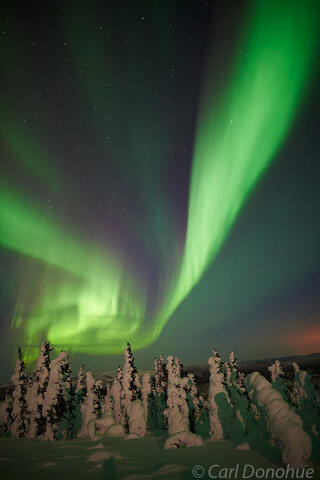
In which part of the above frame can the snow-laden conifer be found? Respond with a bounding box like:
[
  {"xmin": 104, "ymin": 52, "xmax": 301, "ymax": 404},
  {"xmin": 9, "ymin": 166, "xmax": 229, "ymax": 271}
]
[
  {"xmin": 0, "ymin": 390, "xmax": 13, "ymax": 436},
  {"xmin": 165, "ymin": 356, "xmax": 189, "ymax": 435},
  {"xmin": 268, "ymin": 359, "xmax": 290, "ymax": 404},
  {"xmin": 122, "ymin": 343, "xmax": 139, "ymax": 413},
  {"xmin": 27, "ymin": 341, "xmax": 52, "ymax": 438},
  {"xmin": 149, "ymin": 355, "xmax": 167, "ymax": 430},
  {"xmin": 110, "ymin": 367, "xmax": 123, "ymax": 424},
  {"xmin": 208, "ymin": 349, "xmax": 232, "ymax": 441},
  {"xmin": 42, "ymin": 350, "xmax": 72, "ymax": 440},
  {"xmin": 153, "ymin": 355, "xmax": 167, "ymax": 396},
  {"xmin": 292, "ymin": 362, "xmax": 320, "ymax": 437},
  {"xmin": 102, "ymin": 382, "xmax": 113, "ymax": 414},
  {"xmin": 10, "ymin": 347, "xmax": 29, "ymax": 438},
  {"xmin": 127, "ymin": 399, "xmax": 147, "ymax": 438},
  {"xmin": 185, "ymin": 373, "xmax": 201, "ymax": 430},
  {"xmin": 76, "ymin": 364, "xmax": 86, "ymax": 399},
  {"xmin": 164, "ymin": 356, "xmax": 203, "ymax": 448},
  {"xmin": 224, "ymin": 352, "xmax": 249, "ymax": 443},
  {"xmin": 77, "ymin": 371, "xmax": 101, "ymax": 438},
  {"xmin": 141, "ymin": 372, "xmax": 151, "ymax": 420},
  {"xmin": 246, "ymin": 371, "xmax": 312, "ymax": 467}
]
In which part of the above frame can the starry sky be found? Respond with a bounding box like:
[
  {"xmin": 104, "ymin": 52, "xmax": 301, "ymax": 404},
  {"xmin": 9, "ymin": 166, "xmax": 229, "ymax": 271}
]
[{"xmin": 0, "ymin": 0, "xmax": 320, "ymax": 380}]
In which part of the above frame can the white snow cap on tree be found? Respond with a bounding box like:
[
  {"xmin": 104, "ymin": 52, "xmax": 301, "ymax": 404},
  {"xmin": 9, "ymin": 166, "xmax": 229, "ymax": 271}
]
[
  {"xmin": 10, "ymin": 347, "xmax": 29, "ymax": 438},
  {"xmin": 246, "ymin": 371, "xmax": 312, "ymax": 467}
]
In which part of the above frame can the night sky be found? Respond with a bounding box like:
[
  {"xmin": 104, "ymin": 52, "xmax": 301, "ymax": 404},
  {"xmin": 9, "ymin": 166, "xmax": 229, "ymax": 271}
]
[{"xmin": 1, "ymin": 0, "xmax": 320, "ymax": 381}]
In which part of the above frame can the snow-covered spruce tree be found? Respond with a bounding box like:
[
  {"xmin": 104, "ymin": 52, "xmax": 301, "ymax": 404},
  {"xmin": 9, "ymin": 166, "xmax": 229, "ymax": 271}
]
[
  {"xmin": 292, "ymin": 362, "xmax": 320, "ymax": 438},
  {"xmin": 246, "ymin": 371, "xmax": 312, "ymax": 467},
  {"xmin": 95, "ymin": 382, "xmax": 116, "ymax": 435},
  {"xmin": 0, "ymin": 400, "xmax": 8, "ymax": 435},
  {"xmin": 126, "ymin": 399, "xmax": 147, "ymax": 438},
  {"xmin": 0, "ymin": 390, "xmax": 13, "ymax": 436},
  {"xmin": 122, "ymin": 343, "xmax": 139, "ymax": 414},
  {"xmin": 268, "ymin": 359, "xmax": 283, "ymax": 384},
  {"xmin": 185, "ymin": 373, "xmax": 201, "ymax": 432},
  {"xmin": 10, "ymin": 347, "xmax": 29, "ymax": 438},
  {"xmin": 164, "ymin": 356, "xmax": 202, "ymax": 448},
  {"xmin": 42, "ymin": 350, "xmax": 73, "ymax": 440},
  {"xmin": 224, "ymin": 352, "xmax": 249, "ymax": 444},
  {"xmin": 165, "ymin": 356, "xmax": 188, "ymax": 435},
  {"xmin": 110, "ymin": 367, "xmax": 125, "ymax": 425},
  {"xmin": 268, "ymin": 359, "xmax": 290, "ymax": 404},
  {"xmin": 95, "ymin": 380, "xmax": 103, "ymax": 418},
  {"xmin": 141, "ymin": 372, "xmax": 151, "ymax": 420},
  {"xmin": 208, "ymin": 349, "xmax": 233, "ymax": 441},
  {"xmin": 101, "ymin": 382, "xmax": 113, "ymax": 414},
  {"xmin": 76, "ymin": 364, "xmax": 87, "ymax": 401},
  {"xmin": 78, "ymin": 371, "xmax": 101, "ymax": 439},
  {"xmin": 154, "ymin": 355, "xmax": 167, "ymax": 396},
  {"xmin": 115, "ymin": 343, "xmax": 146, "ymax": 438},
  {"xmin": 102, "ymin": 368, "xmax": 126, "ymax": 437},
  {"xmin": 61, "ymin": 356, "xmax": 77, "ymax": 439},
  {"xmin": 73, "ymin": 364, "xmax": 87, "ymax": 436},
  {"xmin": 27, "ymin": 341, "xmax": 53, "ymax": 438},
  {"xmin": 148, "ymin": 356, "xmax": 167, "ymax": 430}
]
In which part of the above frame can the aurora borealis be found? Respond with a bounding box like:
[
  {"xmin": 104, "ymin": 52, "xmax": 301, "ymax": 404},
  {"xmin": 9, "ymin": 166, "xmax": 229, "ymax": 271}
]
[{"xmin": 1, "ymin": 0, "xmax": 320, "ymax": 377}]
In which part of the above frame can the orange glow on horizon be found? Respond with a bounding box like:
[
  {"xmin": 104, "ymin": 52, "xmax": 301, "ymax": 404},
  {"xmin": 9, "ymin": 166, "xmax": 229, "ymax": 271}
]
[{"xmin": 285, "ymin": 323, "xmax": 320, "ymax": 355}]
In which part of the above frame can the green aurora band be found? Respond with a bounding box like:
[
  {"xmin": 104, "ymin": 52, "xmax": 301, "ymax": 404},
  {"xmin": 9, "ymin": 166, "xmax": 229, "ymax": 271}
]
[
  {"xmin": 154, "ymin": 0, "xmax": 320, "ymax": 338},
  {"xmin": 0, "ymin": 189, "xmax": 147, "ymax": 358},
  {"xmin": 1, "ymin": 0, "xmax": 319, "ymax": 359}
]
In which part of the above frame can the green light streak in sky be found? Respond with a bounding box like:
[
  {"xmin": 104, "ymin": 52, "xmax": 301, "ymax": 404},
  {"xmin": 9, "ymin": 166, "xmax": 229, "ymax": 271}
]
[
  {"xmin": 154, "ymin": 0, "xmax": 319, "ymax": 337},
  {"xmin": 0, "ymin": 114, "xmax": 62, "ymax": 191},
  {"xmin": 0, "ymin": 188, "xmax": 147, "ymax": 359}
]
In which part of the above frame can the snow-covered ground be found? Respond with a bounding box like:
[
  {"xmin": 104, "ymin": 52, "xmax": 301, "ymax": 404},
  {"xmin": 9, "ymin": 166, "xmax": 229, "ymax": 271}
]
[
  {"xmin": 2, "ymin": 345, "xmax": 320, "ymax": 479},
  {"xmin": 3, "ymin": 432, "xmax": 319, "ymax": 480}
]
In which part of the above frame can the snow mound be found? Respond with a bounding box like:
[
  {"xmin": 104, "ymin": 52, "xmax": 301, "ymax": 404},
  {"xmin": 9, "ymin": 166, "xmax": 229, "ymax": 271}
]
[
  {"xmin": 236, "ymin": 442, "xmax": 250, "ymax": 450},
  {"xmin": 95, "ymin": 411, "xmax": 115, "ymax": 435},
  {"xmin": 88, "ymin": 450, "xmax": 122, "ymax": 462},
  {"xmin": 164, "ymin": 431, "xmax": 203, "ymax": 449},
  {"xmin": 122, "ymin": 463, "xmax": 186, "ymax": 479},
  {"xmin": 124, "ymin": 433, "xmax": 141, "ymax": 440},
  {"xmin": 40, "ymin": 461, "xmax": 56, "ymax": 467},
  {"xmin": 86, "ymin": 442, "xmax": 104, "ymax": 450},
  {"xmin": 106, "ymin": 423, "xmax": 126, "ymax": 437}
]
